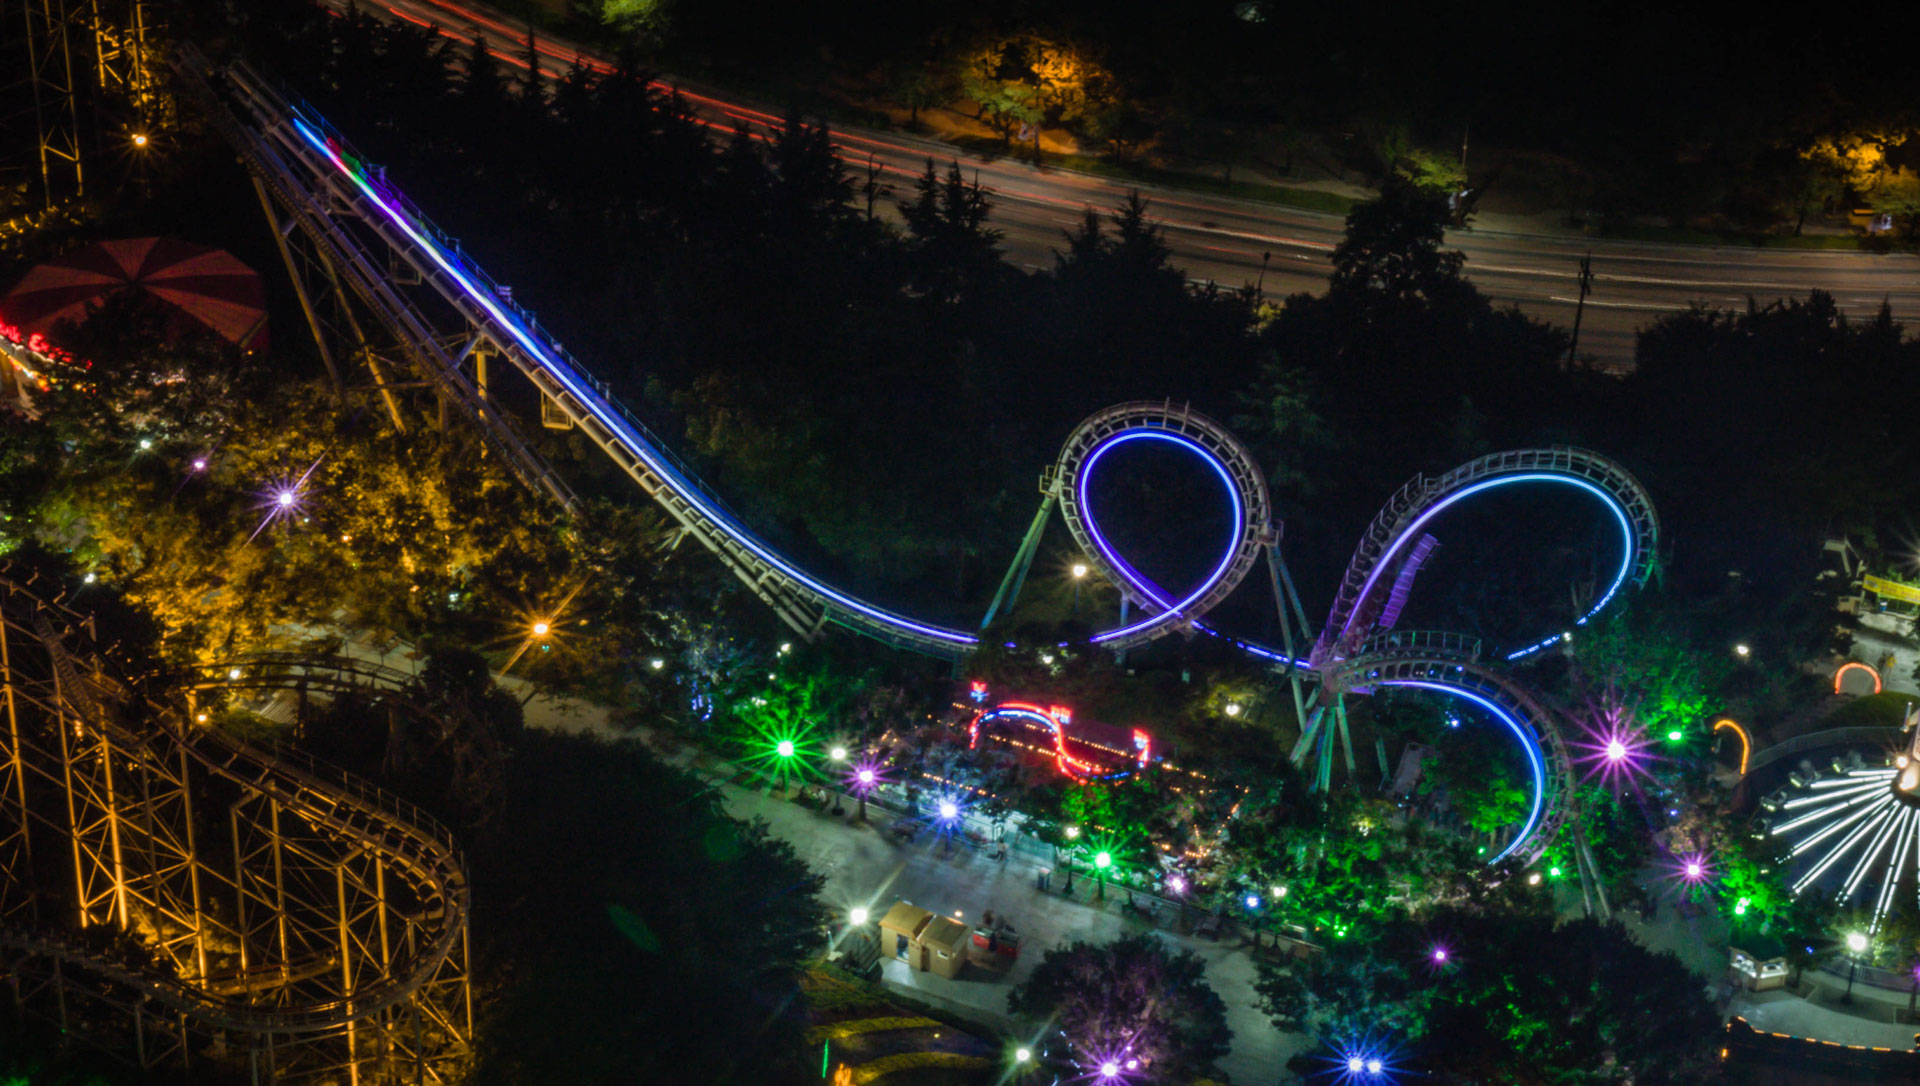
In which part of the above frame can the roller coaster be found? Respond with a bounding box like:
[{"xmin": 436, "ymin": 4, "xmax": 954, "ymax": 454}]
[
  {"xmin": 157, "ymin": 48, "xmax": 1660, "ymax": 872},
  {"xmin": 0, "ymin": 22, "xmax": 1665, "ymax": 1086},
  {"xmin": 0, "ymin": 568, "xmax": 472, "ymax": 1082}
]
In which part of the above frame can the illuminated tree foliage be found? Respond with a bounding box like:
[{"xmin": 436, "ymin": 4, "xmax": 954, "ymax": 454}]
[
  {"xmin": 1007, "ymin": 933, "xmax": 1231, "ymax": 1080},
  {"xmin": 1261, "ymin": 908, "xmax": 1721, "ymax": 1086}
]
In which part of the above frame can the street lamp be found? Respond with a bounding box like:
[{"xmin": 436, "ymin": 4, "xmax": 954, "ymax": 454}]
[
  {"xmin": 850, "ymin": 906, "xmax": 869, "ymax": 926},
  {"xmin": 830, "ymin": 746, "xmax": 848, "ymax": 762},
  {"xmin": 500, "ymin": 617, "xmax": 555, "ymax": 676},
  {"xmin": 1094, "ymin": 849, "xmax": 1112, "ymax": 901},
  {"xmin": 1845, "ymin": 931, "xmax": 1869, "ymax": 1002},
  {"xmin": 848, "ymin": 758, "xmax": 884, "ymax": 823},
  {"xmin": 1070, "ymin": 562, "xmax": 1088, "ymax": 615}
]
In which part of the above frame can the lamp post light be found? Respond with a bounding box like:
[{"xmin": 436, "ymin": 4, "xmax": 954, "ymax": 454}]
[
  {"xmin": 1070, "ymin": 562, "xmax": 1089, "ymax": 616},
  {"xmin": 1845, "ymin": 931, "xmax": 1869, "ymax": 1002},
  {"xmin": 1062, "ymin": 826, "xmax": 1081, "ymax": 893},
  {"xmin": 500, "ymin": 616, "xmax": 555, "ymax": 676},
  {"xmin": 1094, "ymin": 849, "xmax": 1112, "ymax": 901},
  {"xmin": 827, "ymin": 746, "xmax": 849, "ymax": 812},
  {"xmin": 848, "ymin": 761, "xmax": 883, "ymax": 823}
]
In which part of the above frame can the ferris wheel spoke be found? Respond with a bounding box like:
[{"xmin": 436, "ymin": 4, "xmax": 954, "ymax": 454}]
[
  {"xmin": 1794, "ymin": 794, "xmax": 1897, "ymax": 892},
  {"xmin": 1783, "ymin": 776, "xmax": 1893, "ymax": 810},
  {"xmin": 1841, "ymin": 805, "xmax": 1908, "ymax": 902},
  {"xmin": 1867, "ymin": 809, "xmax": 1918, "ymax": 928},
  {"xmin": 1776, "ymin": 787, "xmax": 1892, "ymax": 842}
]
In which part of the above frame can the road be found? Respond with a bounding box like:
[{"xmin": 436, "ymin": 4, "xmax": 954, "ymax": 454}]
[{"xmin": 320, "ymin": 0, "xmax": 1920, "ymax": 372}]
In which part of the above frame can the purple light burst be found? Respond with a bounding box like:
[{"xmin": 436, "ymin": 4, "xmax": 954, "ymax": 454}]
[
  {"xmin": 1570, "ymin": 706, "xmax": 1653, "ymax": 789},
  {"xmin": 1075, "ymin": 1042, "xmax": 1139, "ymax": 1083},
  {"xmin": 1669, "ymin": 850, "xmax": 1716, "ymax": 887},
  {"xmin": 846, "ymin": 756, "xmax": 888, "ymax": 796},
  {"xmin": 247, "ymin": 457, "xmax": 325, "ymax": 543}
]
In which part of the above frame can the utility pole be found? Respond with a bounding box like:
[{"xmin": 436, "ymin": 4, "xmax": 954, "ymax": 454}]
[{"xmin": 1566, "ymin": 251, "xmax": 1594, "ymax": 369}]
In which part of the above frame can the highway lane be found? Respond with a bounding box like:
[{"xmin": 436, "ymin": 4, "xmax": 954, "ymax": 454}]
[{"xmin": 333, "ymin": 0, "xmax": 1920, "ymax": 370}]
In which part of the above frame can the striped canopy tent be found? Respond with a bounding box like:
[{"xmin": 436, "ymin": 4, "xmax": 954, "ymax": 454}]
[{"xmin": 0, "ymin": 237, "xmax": 267, "ymax": 351}]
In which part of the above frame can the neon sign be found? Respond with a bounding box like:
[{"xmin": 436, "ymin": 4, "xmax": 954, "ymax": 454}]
[
  {"xmin": 1833, "ymin": 661, "xmax": 1882, "ymax": 695},
  {"xmin": 968, "ymin": 700, "xmax": 1151, "ymax": 783}
]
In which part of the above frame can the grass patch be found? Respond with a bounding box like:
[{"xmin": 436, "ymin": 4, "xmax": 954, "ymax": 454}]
[
  {"xmin": 802, "ymin": 966, "xmax": 892, "ymax": 1017},
  {"xmin": 807, "ymin": 1016, "xmax": 942, "ymax": 1043},
  {"xmin": 854, "ymin": 1051, "xmax": 995, "ymax": 1085},
  {"xmin": 943, "ymin": 135, "xmax": 1357, "ymax": 215},
  {"xmin": 1586, "ymin": 221, "xmax": 1868, "ymax": 250},
  {"xmin": 1819, "ymin": 690, "xmax": 1920, "ymax": 729}
]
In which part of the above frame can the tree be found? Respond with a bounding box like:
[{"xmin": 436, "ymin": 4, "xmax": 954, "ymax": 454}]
[
  {"xmin": 897, "ymin": 158, "xmax": 1004, "ymax": 302},
  {"xmin": 474, "ymin": 733, "xmax": 828, "ymax": 1084},
  {"xmin": 1251, "ymin": 174, "xmax": 1570, "ymax": 504},
  {"xmin": 599, "ymin": 0, "xmax": 671, "ymax": 48},
  {"xmin": 886, "ymin": 63, "xmax": 944, "ymax": 126},
  {"xmin": 1007, "ymin": 933, "xmax": 1231, "ymax": 1079},
  {"xmin": 1326, "ymin": 176, "xmax": 1468, "ymax": 305},
  {"xmin": 1262, "ymin": 908, "xmax": 1721, "ymax": 1085}
]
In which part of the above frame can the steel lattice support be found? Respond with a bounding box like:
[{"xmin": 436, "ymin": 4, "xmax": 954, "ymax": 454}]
[
  {"xmin": 0, "ymin": 572, "xmax": 473, "ymax": 1083},
  {"xmin": 5, "ymin": 0, "xmax": 87, "ymax": 206}
]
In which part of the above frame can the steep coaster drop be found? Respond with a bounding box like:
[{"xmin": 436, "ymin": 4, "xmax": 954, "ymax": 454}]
[{"xmin": 174, "ymin": 50, "xmax": 1660, "ymax": 865}]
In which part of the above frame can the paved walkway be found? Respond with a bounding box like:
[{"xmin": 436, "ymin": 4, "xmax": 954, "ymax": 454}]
[
  {"xmin": 715, "ymin": 782, "xmax": 1303, "ymax": 1084},
  {"xmin": 1731, "ymin": 973, "xmax": 1920, "ymax": 1051},
  {"xmin": 304, "ymin": 626, "xmax": 1919, "ymax": 1069}
]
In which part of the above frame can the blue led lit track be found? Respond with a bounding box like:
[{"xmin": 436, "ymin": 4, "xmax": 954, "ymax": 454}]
[
  {"xmin": 1330, "ymin": 633, "xmax": 1579, "ymax": 864},
  {"xmin": 1312, "ymin": 449, "xmax": 1659, "ymax": 669},
  {"xmin": 1053, "ymin": 403, "xmax": 1272, "ymax": 652}
]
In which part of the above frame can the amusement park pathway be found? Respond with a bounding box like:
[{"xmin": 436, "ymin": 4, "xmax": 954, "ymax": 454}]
[
  {"xmin": 324, "ymin": 631, "xmax": 1918, "ymax": 1067},
  {"xmin": 711, "ymin": 782, "xmax": 1307, "ymax": 1085}
]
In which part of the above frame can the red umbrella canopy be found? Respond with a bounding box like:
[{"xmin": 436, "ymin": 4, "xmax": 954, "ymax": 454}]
[{"xmin": 1, "ymin": 237, "xmax": 267, "ymax": 351}]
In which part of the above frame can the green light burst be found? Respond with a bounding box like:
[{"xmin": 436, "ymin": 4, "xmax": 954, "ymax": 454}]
[{"xmin": 740, "ymin": 718, "xmax": 821, "ymax": 792}]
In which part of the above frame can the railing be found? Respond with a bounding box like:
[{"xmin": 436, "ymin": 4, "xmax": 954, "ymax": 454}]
[
  {"xmin": 1052, "ymin": 401, "xmax": 1274, "ymax": 652},
  {"xmin": 1315, "ymin": 446, "xmax": 1659, "ymax": 665},
  {"xmin": 1747, "ymin": 727, "xmax": 1903, "ymax": 776}
]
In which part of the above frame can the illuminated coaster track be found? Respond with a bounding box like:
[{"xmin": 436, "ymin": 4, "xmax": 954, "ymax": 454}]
[
  {"xmin": 172, "ymin": 49, "xmax": 1660, "ymax": 866},
  {"xmin": 1048, "ymin": 402, "xmax": 1272, "ymax": 651},
  {"xmin": 1327, "ymin": 638, "xmax": 1580, "ymax": 865},
  {"xmin": 1312, "ymin": 447, "xmax": 1660, "ymax": 669},
  {"xmin": 0, "ymin": 570, "xmax": 472, "ymax": 1080}
]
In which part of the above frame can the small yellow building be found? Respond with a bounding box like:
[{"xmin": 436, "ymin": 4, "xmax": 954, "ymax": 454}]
[{"xmin": 875, "ymin": 900, "xmax": 970, "ymax": 979}]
